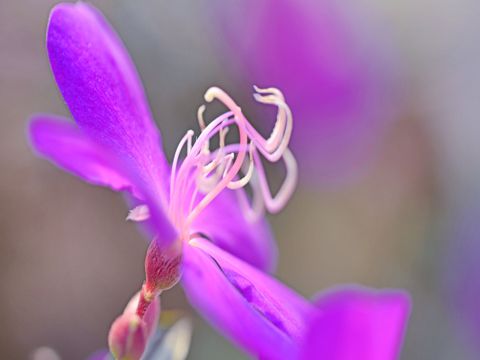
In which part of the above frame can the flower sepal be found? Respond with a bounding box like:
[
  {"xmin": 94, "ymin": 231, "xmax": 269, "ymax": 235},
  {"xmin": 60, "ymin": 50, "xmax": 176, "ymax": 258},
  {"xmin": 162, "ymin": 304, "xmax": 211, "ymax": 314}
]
[{"xmin": 144, "ymin": 239, "xmax": 183, "ymax": 296}]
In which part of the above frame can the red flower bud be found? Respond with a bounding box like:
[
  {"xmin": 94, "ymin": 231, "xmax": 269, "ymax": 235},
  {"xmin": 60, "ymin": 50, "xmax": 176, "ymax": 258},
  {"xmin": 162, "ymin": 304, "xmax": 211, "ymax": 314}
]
[{"xmin": 108, "ymin": 313, "xmax": 147, "ymax": 360}]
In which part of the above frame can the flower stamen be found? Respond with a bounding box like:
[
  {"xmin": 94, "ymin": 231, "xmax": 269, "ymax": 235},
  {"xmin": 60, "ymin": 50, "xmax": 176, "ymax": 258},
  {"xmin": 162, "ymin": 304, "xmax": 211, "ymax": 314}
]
[{"xmin": 168, "ymin": 86, "xmax": 297, "ymax": 236}]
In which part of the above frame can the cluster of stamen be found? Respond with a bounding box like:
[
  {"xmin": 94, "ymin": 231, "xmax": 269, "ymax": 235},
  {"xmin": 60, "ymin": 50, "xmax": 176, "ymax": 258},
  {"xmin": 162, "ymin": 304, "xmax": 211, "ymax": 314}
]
[{"xmin": 167, "ymin": 86, "xmax": 297, "ymax": 239}]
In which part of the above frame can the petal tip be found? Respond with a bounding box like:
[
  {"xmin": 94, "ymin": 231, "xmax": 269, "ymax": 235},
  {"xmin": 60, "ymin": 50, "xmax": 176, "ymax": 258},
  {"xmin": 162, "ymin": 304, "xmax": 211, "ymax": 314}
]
[
  {"xmin": 27, "ymin": 114, "xmax": 66, "ymax": 155},
  {"xmin": 46, "ymin": 1, "xmax": 100, "ymax": 53}
]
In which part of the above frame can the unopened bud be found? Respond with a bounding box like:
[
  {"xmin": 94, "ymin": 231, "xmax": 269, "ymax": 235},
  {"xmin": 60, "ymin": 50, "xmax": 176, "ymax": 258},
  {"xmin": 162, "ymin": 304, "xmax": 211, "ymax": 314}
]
[
  {"xmin": 108, "ymin": 313, "xmax": 147, "ymax": 360},
  {"xmin": 144, "ymin": 240, "xmax": 182, "ymax": 295}
]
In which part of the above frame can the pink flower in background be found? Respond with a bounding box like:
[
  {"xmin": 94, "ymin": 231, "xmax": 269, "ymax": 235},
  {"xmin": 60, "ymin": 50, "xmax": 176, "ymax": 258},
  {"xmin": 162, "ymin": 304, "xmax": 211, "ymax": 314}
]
[
  {"xmin": 208, "ymin": 0, "xmax": 403, "ymax": 185},
  {"xmin": 28, "ymin": 3, "xmax": 411, "ymax": 359}
]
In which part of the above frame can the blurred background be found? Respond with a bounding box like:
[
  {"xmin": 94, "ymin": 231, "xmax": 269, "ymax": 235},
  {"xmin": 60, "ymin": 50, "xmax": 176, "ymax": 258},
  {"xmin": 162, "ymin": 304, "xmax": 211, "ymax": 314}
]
[{"xmin": 1, "ymin": 0, "xmax": 479, "ymax": 358}]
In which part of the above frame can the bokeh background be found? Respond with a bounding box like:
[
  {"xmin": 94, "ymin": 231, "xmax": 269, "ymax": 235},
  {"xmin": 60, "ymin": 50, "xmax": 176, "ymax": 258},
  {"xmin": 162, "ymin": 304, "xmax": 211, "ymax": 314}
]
[{"xmin": 1, "ymin": 0, "xmax": 479, "ymax": 359}]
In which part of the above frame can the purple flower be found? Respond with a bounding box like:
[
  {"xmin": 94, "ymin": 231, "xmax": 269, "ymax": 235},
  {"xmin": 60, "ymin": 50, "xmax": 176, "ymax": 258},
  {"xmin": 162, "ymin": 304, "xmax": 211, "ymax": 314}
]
[
  {"xmin": 208, "ymin": 0, "xmax": 403, "ymax": 185},
  {"xmin": 30, "ymin": 2, "xmax": 282, "ymax": 273},
  {"xmin": 29, "ymin": 3, "xmax": 411, "ymax": 359}
]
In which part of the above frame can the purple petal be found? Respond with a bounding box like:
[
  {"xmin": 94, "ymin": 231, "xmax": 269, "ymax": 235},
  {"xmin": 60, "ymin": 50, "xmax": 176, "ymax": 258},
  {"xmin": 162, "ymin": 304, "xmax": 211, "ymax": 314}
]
[
  {"xmin": 300, "ymin": 286, "xmax": 411, "ymax": 360},
  {"xmin": 181, "ymin": 238, "xmax": 313, "ymax": 359},
  {"xmin": 30, "ymin": 115, "xmax": 178, "ymax": 247},
  {"xmin": 29, "ymin": 115, "xmax": 142, "ymax": 197},
  {"xmin": 192, "ymin": 189, "xmax": 278, "ymax": 272},
  {"xmin": 47, "ymin": 3, "xmax": 169, "ymax": 200}
]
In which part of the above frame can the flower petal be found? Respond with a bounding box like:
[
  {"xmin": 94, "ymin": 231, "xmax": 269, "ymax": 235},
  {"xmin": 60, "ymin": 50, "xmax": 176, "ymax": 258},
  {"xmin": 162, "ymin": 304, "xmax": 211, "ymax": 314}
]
[
  {"xmin": 30, "ymin": 115, "xmax": 178, "ymax": 247},
  {"xmin": 181, "ymin": 238, "xmax": 313, "ymax": 359},
  {"xmin": 47, "ymin": 3, "xmax": 169, "ymax": 201},
  {"xmin": 192, "ymin": 190, "xmax": 278, "ymax": 272},
  {"xmin": 29, "ymin": 115, "xmax": 141, "ymax": 197},
  {"xmin": 300, "ymin": 286, "xmax": 411, "ymax": 360}
]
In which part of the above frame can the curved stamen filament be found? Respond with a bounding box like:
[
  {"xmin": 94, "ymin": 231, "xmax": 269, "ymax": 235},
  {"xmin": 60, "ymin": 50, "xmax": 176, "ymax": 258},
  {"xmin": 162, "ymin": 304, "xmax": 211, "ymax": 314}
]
[
  {"xmin": 253, "ymin": 85, "xmax": 286, "ymax": 152},
  {"xmin": 170, "ymin": 130, "xmax": 194, "ymax": 209},
  {"xmin": 252, "ymin": 89, "xmax": 293, "ymax": 161},
  {"xmin": 197, "ymin": 105, "xmax": 207, "ymax": 131},
  {"xmin": 205, "ymin": 86, "xmax": 293, "ymax": 162},
  {"xmin": 252, "ymin": 148, "xmax": 297, "ymax": 213},
  {"xmin": 235, "ymin": 174, "xmax": 264, "ymax": 222},
  {"xmin": 227, "ymin": 142, "xmax": 255, "ymax": 190}
]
